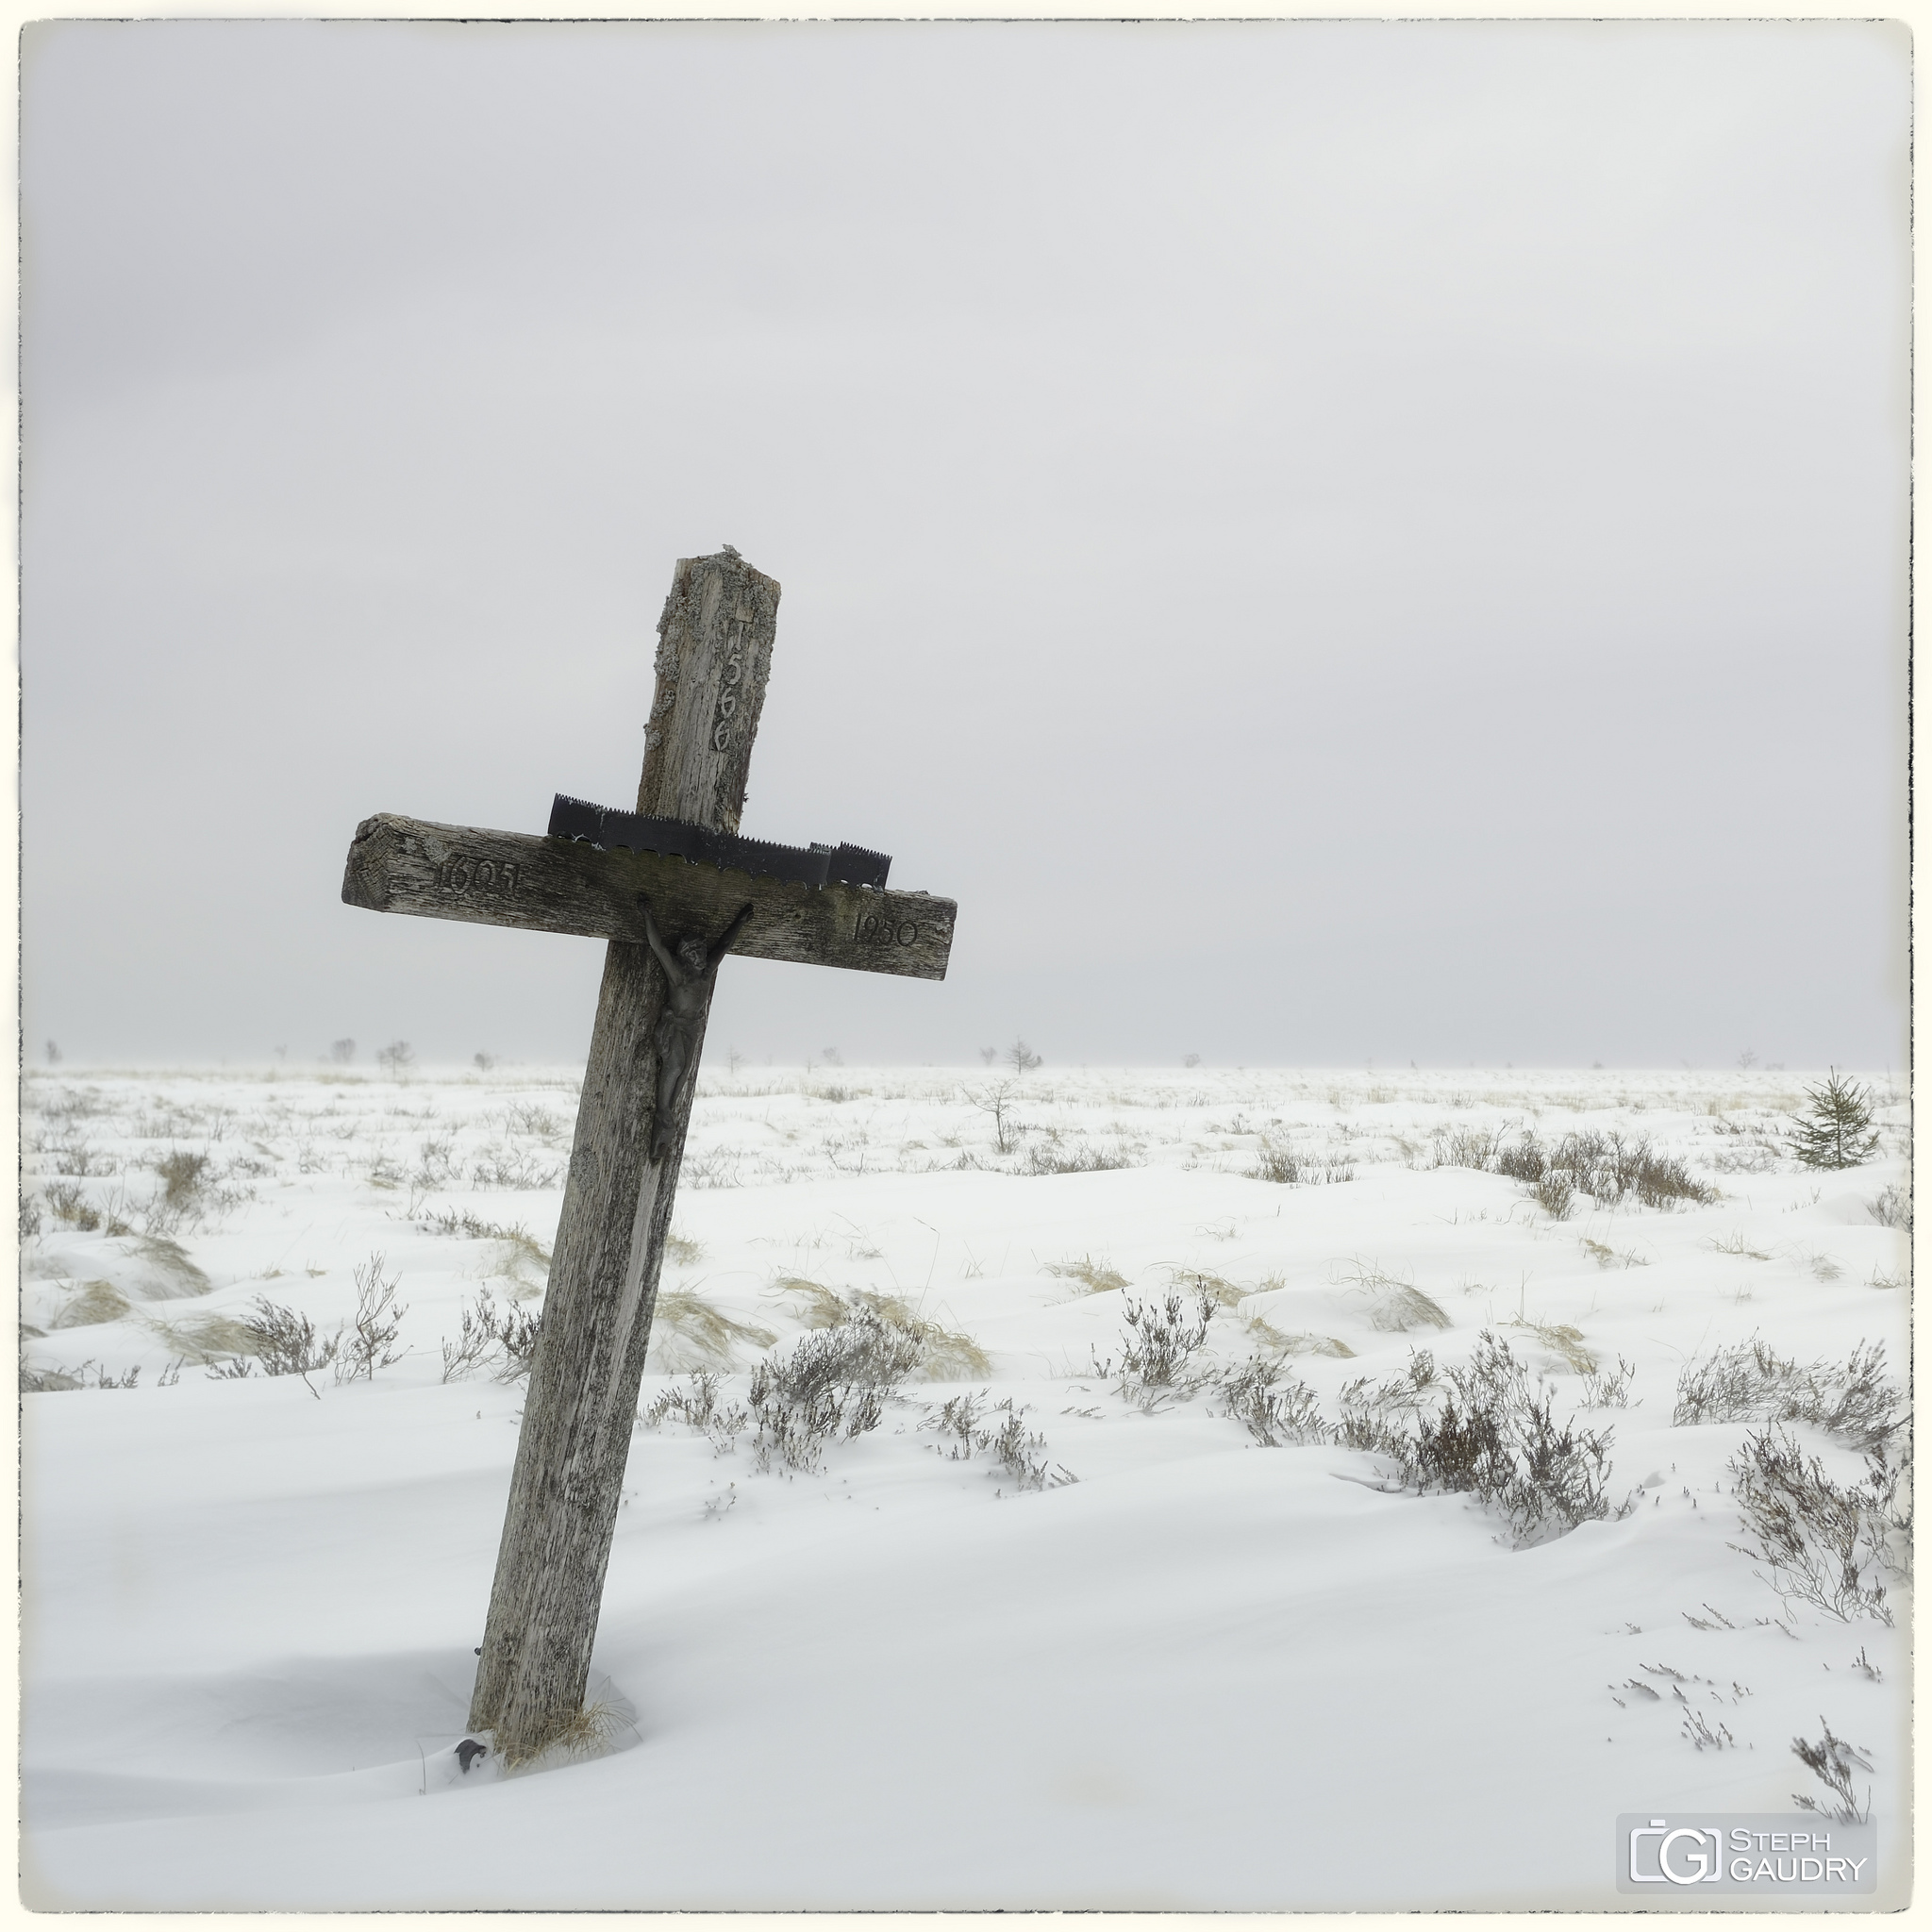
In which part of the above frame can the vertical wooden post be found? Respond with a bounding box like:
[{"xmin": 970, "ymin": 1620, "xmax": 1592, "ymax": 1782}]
[{"xmin": 467, "ymin": 549, "xmax": 779, "ymax": 1762}]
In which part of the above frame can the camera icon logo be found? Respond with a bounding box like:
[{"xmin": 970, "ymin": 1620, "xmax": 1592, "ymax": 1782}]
[{"xmin": 1628, "ymin": 1818, "xmax": 1723, "ymax": 1885}]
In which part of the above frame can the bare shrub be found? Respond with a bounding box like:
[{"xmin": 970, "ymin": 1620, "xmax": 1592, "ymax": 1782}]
[
  {"xmin": 1790, "ymin": 1717, "xmax": 1874, "ymax": 1823},
  {"xmin": 440, "ymin": 1293, "xmax": 500, "ymax": 1383},
  {"xmin": 642, "ymin": 1369, "xmax": 749, "ymax": 1455},
  {"xmin": 1682, "ymin": 1708, "xmax": 1738, "ymax": 1752},
  {"xmin": 680, "ymin": 1148, "xmax": 746, "ymax": 1189},
  {"xmin": 1332, "ymin": 1350, "xmax": 1440, "ymax": 1450},
  {"xmin": 768, "ymin": 1279, "xmax": 988, "ymax": 1380},
  {"xmin": 1581, "ymin": 1356, "xmax": 1638, "ymax": 1407},
  {"xmin": 967, "ymin": 1081, "xmax": 1023, "ymax": 1155},
  {"xmin": 1255, "ymin": 1138, "xmax": 1356, "ymax": 1186},
  {"xmin": 44, "ymin": 1181, "xmax": 100, "ymax": 1231},
  {"xmin": 1216, "ymin": 1356, "xmax": 1326, "ymax": 1446},
  {"xmin": 1470, "ymin": 1127, "xmax": 1718, "ymax": 1209},
  {"xmin": 418, "ymin": 1207, "xmax": 551, "ymax": 1286},
  {"xmin": 1867, "ymin": 1183, "xmax": 1911, "ymax": 1232},
  {"xmin": 1105, "ymin": 1290, "xmax": 1214, "ymax": 1411},
  {"xmin": 1022, "ymin": 1139, "xmax": 1132, "ymax": 1175},
  {"xmin": 918, "ymin": 1390, "xmax": 1074, "ymax": 1490},
  {"xmin": 1728, "ymin": 1424, "xmax": 1902, "ymax": 1624},
  {"xmin": 46, "ymin": 1140, "xmax": 116, "ymax": 1178},
  {"xmin": 443, "ymin": 1294, "xmax": 546, "ymax": 1382},
  {"xmin": 1532, "ymin": 1170, "xmax": 1576, "ymax": 1220},
  {"xmin": 155, "ymin": 1150, "xmax": 210, "ymax": 1211},
  {"xmin": 505, "ymin": 1101, "xmax": 564, "ymax": 1140},
  {"xmin": 415, "ymin": 1133, "xmax": 463, "ymax": 1187},
  {"xmin": 748, "ymin": 1309, "xmax": 922, "ymax": 1474},
  {"xmin": 1432, "ymin": 1124, "xmax": 1503, "ymax": 1171},
  {"xmin": 242, "ymin": 1297, "xmax": 341, "ymax": 1389},
  {"xmin": 335, "ymin": 1252, "xmax": 408, "ymax": 1383},
  {"xmin": 1341, "ymin": 1333, "xmax": 1623, "ymax": 1543},
  {"xmin": 1674, "ymin": 1338, "xmax": 1899, "ymax": 1451},
  {"xmin": 471, "ymin": 1144, "xmax": 564, "ymax": 1191},
  {"xmin": 22, "ymin": 1357, "xmax": 143, "ymax": 1391}
]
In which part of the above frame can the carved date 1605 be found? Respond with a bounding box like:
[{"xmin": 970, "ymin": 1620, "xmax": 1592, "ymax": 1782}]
[{"xmin": 436, "ymin": 856, "xmax": 520, "ymax": 897}]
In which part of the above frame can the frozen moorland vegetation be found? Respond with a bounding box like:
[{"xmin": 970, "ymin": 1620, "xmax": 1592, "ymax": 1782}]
[{"xmin": 20, "ymin": 1061, "xmax": 1912, "ymax": 1908}]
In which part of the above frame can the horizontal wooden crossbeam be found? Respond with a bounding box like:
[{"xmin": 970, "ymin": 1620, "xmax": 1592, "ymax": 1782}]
[{"xmin": 341, "ymin": 812, "xmax": 955, "ymax": 981}]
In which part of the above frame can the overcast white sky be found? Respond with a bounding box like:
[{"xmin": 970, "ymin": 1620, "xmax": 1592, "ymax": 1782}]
[{"xmin": 21, "ymin": 18, "xmax": 1909, "ymax": 1071}]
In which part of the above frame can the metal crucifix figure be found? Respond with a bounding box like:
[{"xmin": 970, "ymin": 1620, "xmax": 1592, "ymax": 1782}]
[{"xmin": 640, "ymin": 896, "xmax": 752, "ymax": 1162}]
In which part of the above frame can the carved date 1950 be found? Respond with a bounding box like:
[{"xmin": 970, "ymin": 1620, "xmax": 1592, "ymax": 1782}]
[
  {"xmin": 854, "ymin": 909, "xmax": 920, "ymax": 949},
  {"xmin": 436, "ymin": 855, "xmax": 520, "ymax": 897}
]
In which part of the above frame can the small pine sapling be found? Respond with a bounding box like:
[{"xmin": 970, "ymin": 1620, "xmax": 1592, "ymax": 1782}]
[{"xmin": 1790, "ymin": 1070, "xmax": 1881, "ymax": 1170}]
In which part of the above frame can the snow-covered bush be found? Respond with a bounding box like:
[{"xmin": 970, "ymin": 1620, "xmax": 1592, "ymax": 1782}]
[
  {"xmin": 1728, "ymin": 1425, "xmax": 1903, "ymax": 1625},
  {"xmin": 918, "ymin": 1390, "xmax": 1074, "ymax": 1490},
  {"xmin": 1867, "ymin": 1182, "xmax": 1910, "ymax": 1231},
  {"xmin": 748, "ymin": 1308, "xmax": 921, "ymax": 1474},
  {"xmin": 243, "ymin": 1297, "xmax": 341, "ymax": 1382},
  {"xmin": 1340, "ymin": 1333, "xmax": 1623, "ymax": 1543},
  {"xmin": 1215, "ymin": 1356, "xmax": 1326, "ymax": 1446},
  {"xmin": 1254, "ymin": 1138, "xmax": 1355, "ymax": 1185},
  {"xmin": 642, "ymin": 1369, "xmax": 748, "ymax": 1456},
  {"xmin": 1492, "ymin": 1130, "xmax": 1717, "ymax": 1210},
  {"xmin": 438, "ymin": 1291, "xmax": 541, "ymax": 1384},
  {"xmin": 1673, "ymin": 1337, "xmax": 1899, "ymax": 1451},
  {"xmin": 1791, "ymin": 1717, "xmax": 1874, "ymax": 1823},
  {"xmin": 1099, "ymin": 1290, "xmax": 1215, "ymax": 1411}
]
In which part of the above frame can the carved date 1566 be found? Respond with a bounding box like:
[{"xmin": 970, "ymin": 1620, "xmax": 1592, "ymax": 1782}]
[{"xmin": 713, "ymin": 617, "xmax": 751, "ymax": 754}]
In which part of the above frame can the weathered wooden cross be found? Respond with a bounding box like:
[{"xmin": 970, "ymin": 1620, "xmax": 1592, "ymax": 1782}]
[{"xmin": 340, "ymin": 547, "xmax": 956, "ymax": 1763}]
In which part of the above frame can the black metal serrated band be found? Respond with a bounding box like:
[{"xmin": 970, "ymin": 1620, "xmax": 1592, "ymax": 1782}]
[{"xmin": 546, "ymin": 795, "xmax": 891, "ymax": 890}]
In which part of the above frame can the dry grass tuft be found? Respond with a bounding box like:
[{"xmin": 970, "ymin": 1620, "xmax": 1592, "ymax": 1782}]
[
  {"xmin": 649, "ymin": 1289, "xmax": 778, "ymax": 1372},
  {"xmin": 51, "ymin": 1280, "xmax": 133, "ymax": 1329},
  {"xmin": 124, "ymin": 1235, "xmax": 214, "ymax": 1298},
  {"xmin": 1508, "ymin": 1317, "xmax": 1597, "ymax": 1375},
  {"xmin": 1341, "ymin": 1262, "xmax": 1451, "ymax": 1333},
  {"xmin": 1045, "ymin": 1255, "xmax": 1129, "ymax": 1295},
  {"xmin": 1170, "ymin": 1269, "xmax": 1247, "ymax": 1311},
  {"xmin": 765, "ymin": 1277, "xmax": 990, "ymax": 1379},
  {"xmin": 500, "ymin": 1699, "xmax": 625, "ymax": 1772},
  {"xmin": 144, "ymin": 1310, "xmax": 259, "ymax": 1363},
  {"xmin": 770, "ymin": 1276, "xmax": 849, "ymax": 1328}
]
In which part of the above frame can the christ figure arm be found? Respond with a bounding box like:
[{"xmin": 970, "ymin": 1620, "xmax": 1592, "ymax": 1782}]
[
  {"xmin": 707, "ymin": 903, "xmax": 756, "ymax": 972},
  {"xmin": 638, "ymin": 900, "xmax": 686, "ymax": 984}
]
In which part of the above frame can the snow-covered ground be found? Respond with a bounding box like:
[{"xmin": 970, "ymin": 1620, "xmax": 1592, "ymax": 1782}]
[{"xmin": 18, "ymin": 1061, "xmax": 1912, "ymax": 1909}]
